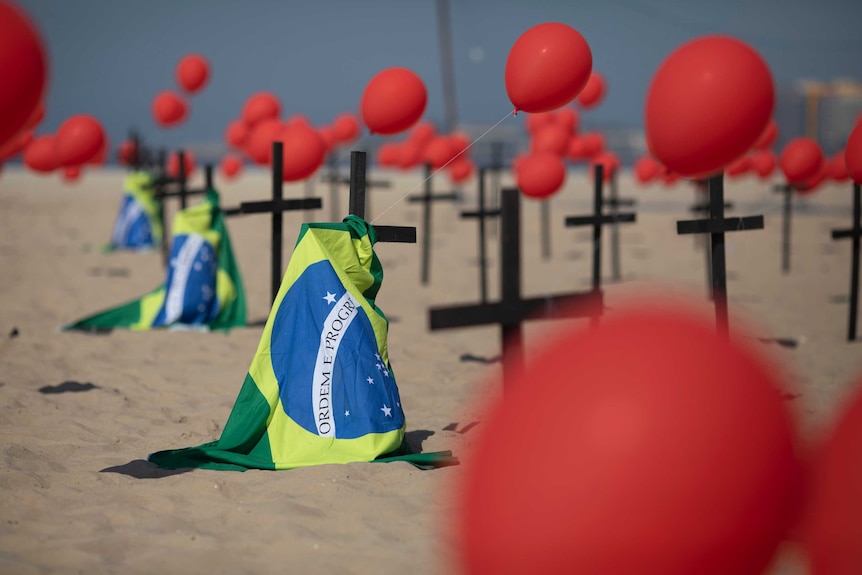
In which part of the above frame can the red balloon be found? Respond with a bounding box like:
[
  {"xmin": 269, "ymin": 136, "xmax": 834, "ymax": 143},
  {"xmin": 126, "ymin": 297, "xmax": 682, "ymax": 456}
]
[
  {"xmin": 525, "ymin": 112, "xmax": 556, "ymax": 135},
  {"xmin": 118, "ymin": 139, "xmax": 138, "ymax": 166},
  {"xmin": 280, "ymin": 124, "xmax": 326, "ymax": 182},
  {"xmin": 516, "ymin": 153, "xmax": 566, "ymax": 199},
  {"xmin": 567, "ymin": 136, "xmax": 587, "ymax": 161},
  {"xmin": 88, "ymin": 135, "xmax": 109, "ymax": 166},
  {"xmin": 449, "ymin": 131, "xmax": 470, "ymax": 156},
  {"xmin": 726, "ymin": 155, "xmax": 752, "ymax": 178},
  {"xmin": 531, "ymin": 124, "xmax": 570, "ymax": 156},
  {"xmin": 23, "ymin": 135, "xmax": 57, "ymax": 173},
  {"xmin": 318, "ymin": 125, "xmax": 338, "ymax": 151},
  {"xmin": 580, "ymin": 131, "xmax": 605, "ymax": 159},
  {"xmin": 176, "ymin": 54, "xmax": 209, "ymax": 94},
  {"xmin": 505, "ymin": 22, "xmax": 592, "ymax": 113},
  {"xmin": 397, "ymin": 140, "xmax": 424, "ymax": 170},
  {"xmin": 245, "ymin": 118, "xmax": 283, "ymax": 165},
  {"xmin": 167, "ymin": 150, "xmax": 196, "ymax": 179},
  {"xmin": 827, "ymin": 151, "xmax": 849, "ymax": 182},
  {"xmin": 225, "ymin": 119, "xmax": 248, "ymax": 150},
  {"xmin": 242, "ymin": 92, "xmax": 281, "ymax": 128},
  {"xmin": 332, "ymin": 112, "xmax": 360, "ymax": 144},
  {"xmin": 645, "ymin": 36, "xmax": 774, "ymax": 178},
  {"xmin": 152, "ymin": 91, "xmax": 188, "ymax": 127},
  {"xmin": 361, "ymin": 67, "xmax": 427, "ymax": 135},
  {"xmin": 408, "ymin": 121, "xmax": 437, "ymax": 147},
  {"xmin": 424, "ymin": 136, "xmax": 457, "ymax": 169},
  {"xmin": 220, "ymin": 154, "xmax": 242, "ymax": 180},
  {"xmin": 796, "ymin": 165, "xmax": 826, "ymax": 196},
  {"xmin": 376, "ymin": 142, "xmax": 400, "ymax": 167},
  {"xmin": 62, "ymin": 165, "xmax": 81, "ymax": 183},
  {"xmin": 454, "ymin": 300, "xmax": 801, "ymax": 575},
  {"xmin": 448, "ymin": 157, "xmax": 474, "ymax": 184},
  {"xmin": 577, "ymin": 71, "xmax": 606, "ymax": 109},
  {"xmin": 554, "ymin": 107, "xmax": 579, "ymax": 136},
  {"xmin": 750, "ymin": 150, "xmax": 777, "ymax": 179},
  {"xmin": 634, "ymin": 156, "xmax": 661, "ymax": 184},
  {"xmin": 590, "ymin": 151, "xmax": 619, "ymax": 181},
  {"xmin": 845, "ymin": 123, "xmax": 862, "ymax": 185},
  {"xmin": 54, "ymin": 114, "xmax": 105, "ymax": 167},
  {"xmin": 780, "ymin": 138, "xmax": 824, "ymax": 185},
  {"xmin": 753, "ymin": 119, "xmax": 778, "ymax": 151},
  {"xmin": 0, "ymin": 1, "xmax": 47, "ymax": 150},
  {"xmin": 801, "ymin": 374, "xmax": 862, "ymax": 574}
]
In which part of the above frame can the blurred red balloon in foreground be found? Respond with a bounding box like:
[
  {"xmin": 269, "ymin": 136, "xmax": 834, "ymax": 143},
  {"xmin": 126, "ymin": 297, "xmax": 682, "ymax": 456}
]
[
  {"xmin": 242, "ymin": 92, "xmax": 281, "ymax": 128},
  {"xmin": 802, "ymin": 373, "xmax": 862, "ymax": 574},
  {"xmin": 0, "ymin": 1, "xmax": 48, "ymax": 150},
  {"xmin": 646, "ymin": 35, "xmax": 774, "ymax": 178},
  {"xmin": 23, "ymin": 135, "xmax": 57, "ymax": 173},
  {"xmin": 780, "ymin": 138, "xmax": 824, "ymax": 185},
  {"xmin": 54, "ymin": 114, "xmax": 105, "ymax": 167},
  {"xmin": 152, "ymin": 91, "xmax": 188, "ymax": 127},
  {"xmin": 280, "ymin": 123, "xmax": 326, "ymax": 182},
  {"xmin": 220, "ymin": 155, "xmax": 242, "ymax": 180},
  {"xmin": 167, "ymin": 150, "xmax": 196, "ymax": 179},
  {"xmin": 516, "ymin": 152, "xmax": 566, "ymax": 199},
  {"xmin": 505, "ymin": 22, "xmax": 592, "ymax": 113},
  {"xmin": 361, "ymin": 67, "xmax": 427, "ymax": 135},
  {"xmin": 454, "ymin": 300, "xmax": 801, "ymax": 575},
  {"xmin": 845, "ymin": 122, "xmax": 862, "ymax": 185},
  {"xmin": 176, "ymin": 53, "xmax": 209, "ymax": 94},
  {"xmin": 577, "ymin": 71, "xmax": 606, "ymax": 109}
]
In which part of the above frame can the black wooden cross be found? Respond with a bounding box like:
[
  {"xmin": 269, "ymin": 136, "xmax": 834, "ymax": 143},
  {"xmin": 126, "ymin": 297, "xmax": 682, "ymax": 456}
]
[
  {"xmin": 606, "ymin": 170, "xmax": 637, "ymax": 281},
  {"xmin": 347, "ymin": 151, "xmax": 416, "ymax": 243},
  {"xmin": 429, "ymin": 187, "xmax": 603, "ymax": 388},
  {"xmin": 319, "ymin": 150, "xmax": 391, "ymax": 222},
  {"xmin": 677, "ymin": 173, "xmax": 764, "ymax": 337},
  {"xmin": 408, "ymin": 163, "xmax": 460, "ymax": 285},
  {"xmin": 689, "ymin": 179, "xmax": 733, "ymax": 299},
  {"xmin": 564, "ymin": 164, "xmax": 637, "ymax": 324},
  {"xmin": 460, "ymin": 165, "xmax": 501, "ymax": 303},
  {"xmin": 773, "ymin": 182, "xmax": 797, "ymax": 274},
  {"xmin": 222, "ymin": 142, "xmax": 323, "ymax": 305},
  {"xmin": 831, "ymin": 183, "xmax": 861, "ymax": 342}
]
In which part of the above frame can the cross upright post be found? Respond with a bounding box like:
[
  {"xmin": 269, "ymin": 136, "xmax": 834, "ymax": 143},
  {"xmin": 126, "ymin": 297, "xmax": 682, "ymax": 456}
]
[
  {"xmin": 348, "ymin": 151, "xmax": 416, "ymax": 244},
  {"xmin": 831, "ymin": 183, "xmax": 861, "ymax": 341},
  {"xmin": 408, "ymin": 163, "xmax": 460, "ymax": 284},
  {"xmin": 460, "ymin": 166, "xmax": 501, "ymax": 303}
]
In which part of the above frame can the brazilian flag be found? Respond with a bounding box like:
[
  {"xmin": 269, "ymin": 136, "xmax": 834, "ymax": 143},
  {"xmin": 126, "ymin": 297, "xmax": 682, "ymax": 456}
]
[
  {"xmin": 105, "ymin": 171, "xmax": 163, "ymax": 252},
  {"xmin": 148, "ymin": 216, "xmax": 457, "ymax": 471},
  {"xmin": 63, "ymin": 189, "xmax": 246, "ymax": 332}
]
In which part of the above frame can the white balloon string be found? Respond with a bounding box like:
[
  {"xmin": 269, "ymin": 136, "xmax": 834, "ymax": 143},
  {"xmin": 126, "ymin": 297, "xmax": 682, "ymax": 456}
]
[{"xmin": 369, "ymin": 110, "xmax": 514, "ymax": 224}]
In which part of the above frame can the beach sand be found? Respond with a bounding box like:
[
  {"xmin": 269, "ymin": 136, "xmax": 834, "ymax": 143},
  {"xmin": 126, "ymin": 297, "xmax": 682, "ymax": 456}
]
[{"xmin": 1, "ymin": 164, "xmax": 860, "ymax": 574}]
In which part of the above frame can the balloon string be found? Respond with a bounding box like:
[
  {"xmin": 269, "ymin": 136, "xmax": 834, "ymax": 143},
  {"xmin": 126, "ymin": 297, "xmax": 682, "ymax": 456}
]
[{"xmin": 370, "ymin": 110, "xmax": 514, "ymax": 224}]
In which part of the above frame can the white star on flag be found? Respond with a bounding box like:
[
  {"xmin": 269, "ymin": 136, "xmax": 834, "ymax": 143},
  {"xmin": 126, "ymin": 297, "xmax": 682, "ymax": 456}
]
[
  {"xmin": 345, "ymin": 410, "xmax": 350, "ymax": 416},
  {"xmin": 374, "ymin": 353, "xmax": 381, "ymax": 361},
  {"xmin": 376, "ymin": 363, "xmax": 383, "ymax": 370},
  {"xmin": 381, "ymin": 405, "xmax": 392, "ymax": 417},
  {"xmin": 382, "ymin": 368, "xmax": 390, "ymax": 377},
  {"xmin": 366, "ymin": 376, "xmax": 374, "ymax": 384},
  {"xmin": 323, "ymin": 291, "xmax": 337, "ymax": 305}
]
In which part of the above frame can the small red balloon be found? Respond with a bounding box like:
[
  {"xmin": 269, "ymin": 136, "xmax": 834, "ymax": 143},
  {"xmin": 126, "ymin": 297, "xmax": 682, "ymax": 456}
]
[
  {"xmin": 590, "ymin": 151, "xmax": 619, "ymax": 181},
  {"xmin": 376, "ymin": 142, "xmax": 400, "ymax": 167},
  {"xmin": 332, "ymin": 112, "xmax": 361, "ymax": 144},
  {"xmin": 505, "ymin": 22, "xmax": 592, "ymax": 113},
  {"xmin": 726, "ymin": 155, "xmax": 752, "ymax": 178},
  {"xmin": 118, "ymin": 139, "xmax": 138, "ymax": 166},
  {"xmin": 88, "ymin": 136, "xmax": 109, "ymax": 166},
  {"xmin": 845, "ymin": 123, "xmax": 862, "ymax": 185},
  {"xmin": 62, "ymin": 165, "xmax": 81, "ymax": 183},
  {"xmin": 577, "ymin": 71, "xmax": 606, "ymax": 109},
  {"xmin": 525, "ymin": 112, "xmax": 556, "ymax": 135},
  {"xmin": 634, "ymin": 156, "xmax": 661, "ymax": 184},
  {"xmin": 152, "ymin": 91, "xmax": 188, "ymax": 127},
  {"xmin": 361, "ymin": 67, "xmax": 427, "ymax": 136},
  {"xmin": 827, "ymin": 151, "xmax": 849, "ymax": 182},
  {"xmin": 397, "ymin": 140, "xmax": 424, "ymax": 170},
  {"xmin": 424, "ymin": 136, "xmax": 457, "ymax": 169},
  {"xmin": 531, "ymin": 124, "xmax": 570, "ymax": 156},
  {"xmin": 447, "ymin": 157, "xmax": 474, "ymax": 184},
  {"xmin": 220, "ymin": 154, "xmax": 242, "ymax": 180},
  {"xmin": 176, "ymin": 54, "xmax": 209, "ymax": 94},
  {"xmin": 780, "ymin": 137, "xmax": 824, "ymax": 185},
  {"xmin": 554, "ymin": 107, "xmax": 579, "ymax": 136},
  {"xmin": 408, "ymin": 121, "xmax": 437, "ymax": 147},
  {"xmin": 225, "ymin": 119, "xmax": 249, "ymax": 150},
  {"xmin": 516, "ymin": 153, "xmax": 566, "ymax": 199},
  {"xmin": 167, "ymin": 150, "xmax": 196, "ymax": 179},
  {"xmin": 567, "ymin": 136, "xmax": 587, "ymax": 161},
  {"xmin": 753, "ymin": 119, "xmax": 778, "ymax": 151},
  {"xmin": 280, "ymin": 124, "xmax": 326, "ymax": 182},
  {"xmin": 242, "ymin": 92, "xmax": 281, "ymax": 128},
  {"xmin": 245, "ymin": 118, "xmax": 283, "ymax": 165},
  {"xmin": 645, "ymin": 35, "xmax": 774, "ymax": 178},
  {"xmin": 23, "ymin": 135, "xmax": 57, "ymax": 173},
  {"xmin": 580, "ymin": 131, "xmax": 605, "ymax": 159},
  {"xmin": 0, "ymin": 1, "xmax": 48, "ymax": 150},
  {"xmin": 54, "ymin": 114, "xmax": 106, "ymax": 167},
  {"xmin": 454, "ymin": 300, "xmax": 801, "ymax": 575},
  {"xmin": 750, "ymin": 150, "xmax": 777, "ymax": 179}
]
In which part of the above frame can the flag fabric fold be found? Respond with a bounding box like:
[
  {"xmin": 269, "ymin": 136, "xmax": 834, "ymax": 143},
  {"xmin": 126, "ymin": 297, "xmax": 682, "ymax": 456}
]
[
  {"xmin": 148, "ymin": 215, "xmax": 457, "ymax": 471},
  {"xmin": 63, "ymin": 189, "xmax": 246, "ymax": 332},
  {"xmin": 105, "ymin": 171, "xmax": 163, "ymax": 252}
]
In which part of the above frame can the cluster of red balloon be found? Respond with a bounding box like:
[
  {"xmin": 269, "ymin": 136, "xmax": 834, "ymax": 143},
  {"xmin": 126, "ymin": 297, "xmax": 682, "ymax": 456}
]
[
  {"xmin": 376, "ymin": 122, "xmax": 475, "ymax": 184},
  {"xmin": 151, "ymin": 54, "xmax": 210, "ymax": 128}
]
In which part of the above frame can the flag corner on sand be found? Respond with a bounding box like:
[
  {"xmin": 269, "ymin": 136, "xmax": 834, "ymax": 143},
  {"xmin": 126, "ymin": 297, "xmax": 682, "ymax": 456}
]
[{"xmin": 148, "ymin": 215, "xmax": 458, "ymax": 471}]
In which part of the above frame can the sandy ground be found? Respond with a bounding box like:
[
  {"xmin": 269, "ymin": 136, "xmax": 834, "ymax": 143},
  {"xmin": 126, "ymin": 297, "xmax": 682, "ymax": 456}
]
[{"xmin": 1, "ymin": 162, "xmax": 860, "ymax": 574}]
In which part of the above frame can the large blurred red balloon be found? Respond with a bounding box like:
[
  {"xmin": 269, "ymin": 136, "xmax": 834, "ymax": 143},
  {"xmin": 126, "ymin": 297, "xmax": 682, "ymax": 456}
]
[
  {"xmin": 23, "ymin": 135, "xmax": 57, "ymax": 173},
  {"xmin": 242, "ymin": 92, "xmax": 281, "ymax": 128},
  {"xmin": 577, "ymin": 71, "xmax": 606, "ymax": 109},
  {"xmin": 531, "ymin": 124, "xmax": 570, "ymax": 156},
  {"xmin": 54, "ymin": 114, "xmax": 105, "ymax": 167},
  {"xmin": 245, "ymin": 118, "xmax": 283, "ymax": 165},
  {"xmin": 634, "ymin": 155, "xmax": 661, "ymax": 184},
  {"xmin": 0, "ymin": 1, "xmax": 47, "ymax": 150},
  {"xmin": 220, "ymin": 154, "xmax": 242, "ymax": 180},
  {"xmin": 645, "ymin": 36, "xmax": 774, "ymax": 178},
  {"xmin": 780, "ymin": 138, "xmax": 824, "ymax": 185},
  {"xmin": 167, "ymin": 150, "xmax": 196, "ymax": 179},
  {"xmin": 802, "ymin": 374, "xmax": 862, "ymax": 575},
  {"xmin": 751, "ymin": 150, "xmax": 777, "ymax": 179},
  {"xmin": 361, "ymin": 67, "xmax": 427, "ymax": 135},
  {"xmin": 152, "ymin": 91, "xmax": 188, "ymax": 127},
  {"xmin": 332, "ymin": 112, "xmax": 360, "ymax": 144},
  {"xmin": 280, "ymin": 124, "xmax": 326, "ymax": 182},
  {"xmin": 176, "ymin": 54, "xmax": 209, "ymax": 94},
  {"xmin": 454, "ymin": 300, "xmax": 801, "ymax": 575},
  {"xmin": 225, "ymin": 119, "xmax": 248, "ymax": 150},
  {"xmin": 505, "ymin": 22, "xmax": 592, "ymax": 113},
  {"xmin": 753, "ymin": 119, "xmax": 778, "ymax": 151},
  {"xmin": 845, "ymin": 122, "xmax": 862, "ymax": 185},
  {"xmin": 516, "ymin": 153, "xmax": 566, "ymax": 199}
]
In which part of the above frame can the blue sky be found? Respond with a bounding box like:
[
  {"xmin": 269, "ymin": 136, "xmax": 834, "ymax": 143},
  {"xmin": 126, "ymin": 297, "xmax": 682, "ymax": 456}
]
[{"xmin": 15, "ymin": 0, "xmax": 862, "ymax": 153}]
